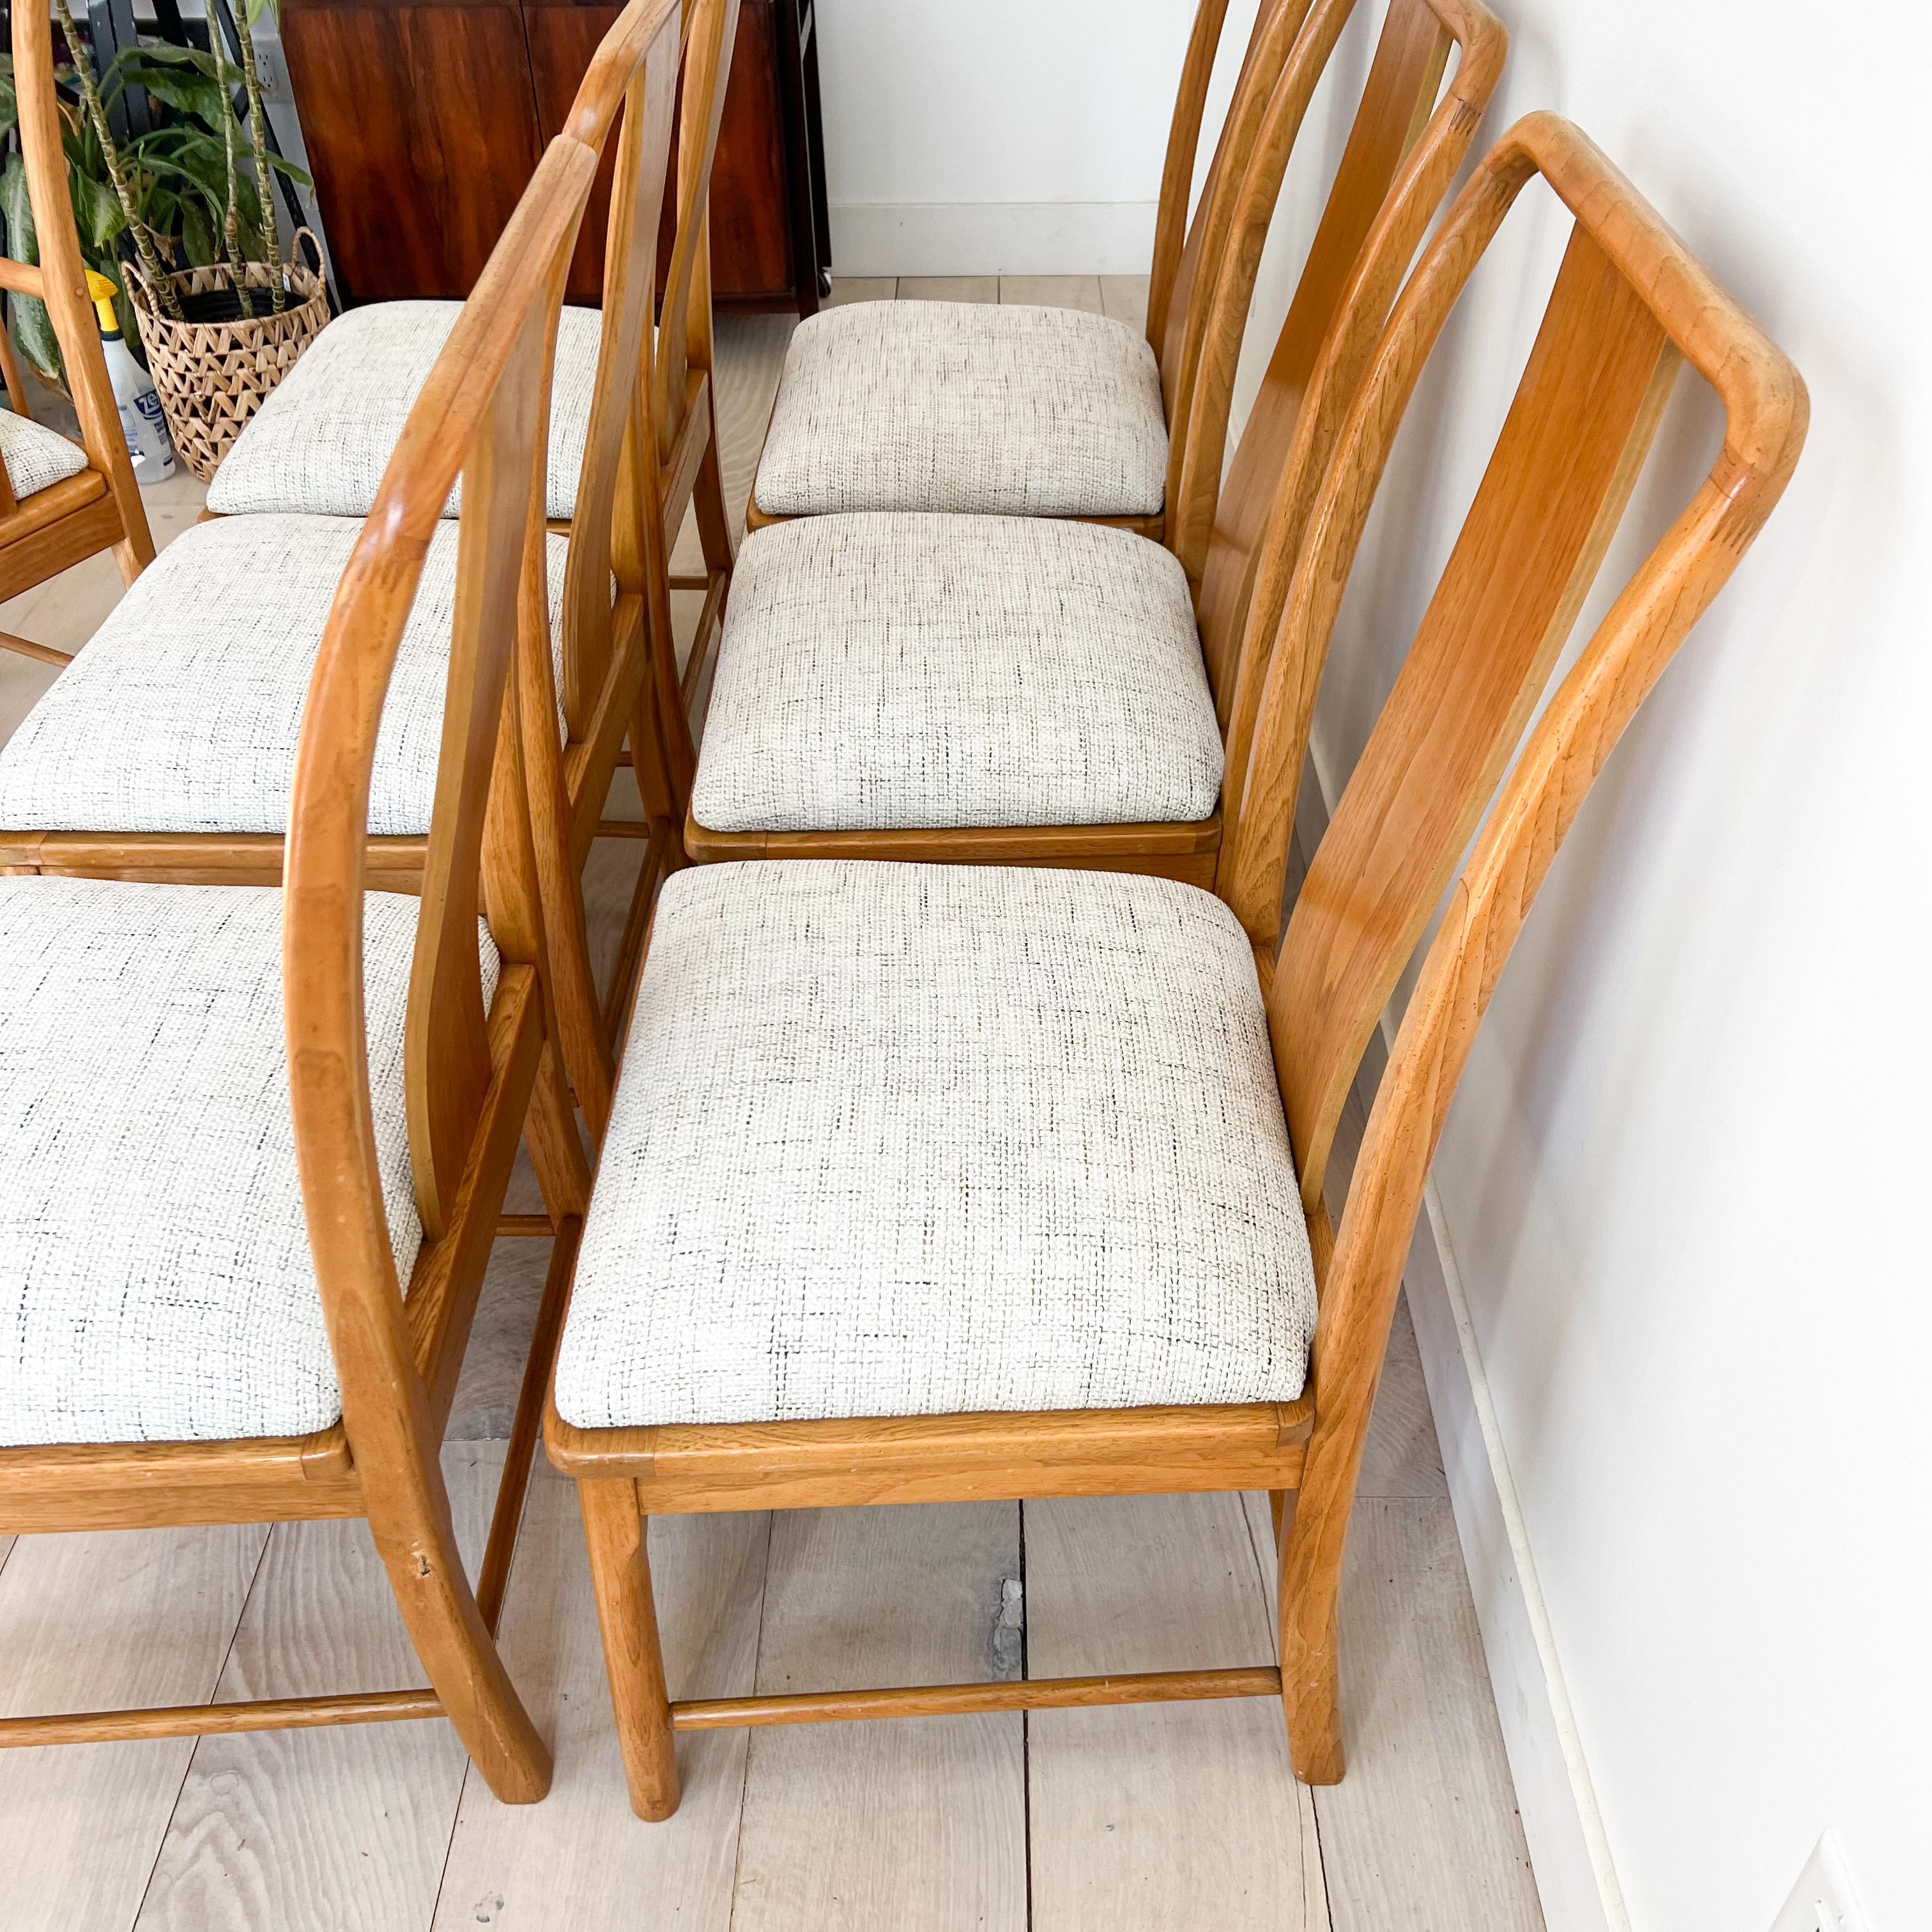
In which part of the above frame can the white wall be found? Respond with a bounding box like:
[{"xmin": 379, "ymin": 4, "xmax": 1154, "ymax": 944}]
[
  {"xmin": 815, "ymin": 0, "xmax": 1197, "ymax": 274},
  {"xmin": 1234, "ymin": 6, "xmax": 1931, "ymax": 1932}
]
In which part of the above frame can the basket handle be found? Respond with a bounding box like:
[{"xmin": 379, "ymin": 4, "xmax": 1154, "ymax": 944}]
[
  {"xmin": 291, "ymin": 227, "xmax": 325, "ymax": 277},
  {"xmin": 120, "ymin": 255, "xmax": 159, "ymax": 318}
]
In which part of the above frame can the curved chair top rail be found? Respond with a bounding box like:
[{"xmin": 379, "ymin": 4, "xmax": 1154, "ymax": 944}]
[
  {"xmin": 1218, "ymin": 111, "xmax": 1804, "ymax": 1512},
  {"xmin": 5, "ymin": 3, "xmax": 146, "ymax": 535},
  {"xmin": 559, "ymin": 0, "xmax": 689, "ymax": 148},
  {"xmin": 1206, "ymin": 0, "xmax": 1503, "ymax": 813},
  {"xmin": 285, "ymin": 135, "xmax": 601, "ymax": 1383},
  {"xmin": 1181, "ymin": 0, "xmax": 1505, "ymax": 727},
  {"xmin": 1154, "ymin": 0, "xmax": 1317, "ymax": 440}
]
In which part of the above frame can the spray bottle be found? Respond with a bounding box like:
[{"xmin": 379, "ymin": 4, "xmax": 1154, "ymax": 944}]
[{"xmin": 84, "ymin": 270, "xmax": 175, "ymax": 484}]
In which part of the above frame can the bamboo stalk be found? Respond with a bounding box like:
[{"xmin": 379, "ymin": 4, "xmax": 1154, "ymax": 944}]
[
  {"xmin": 228, "ymin": 0, "xmax": 284, "ymax": 311},
  {"xmin": 47, "ymin": 0, "xmax": 183, "ymax": 319},
  {"xmin": 206, "ymin": 19, "xmax": 254, "ymax": 318}
]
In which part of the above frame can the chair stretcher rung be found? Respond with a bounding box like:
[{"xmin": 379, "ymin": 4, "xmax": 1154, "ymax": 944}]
[
  {"xmin": 497, "ymin": 1213, "xmax": 555, "ymax": 1236},
  {"xmin": 0, "ymin": 1688, "xmax": 443, "ymax": 1748},
  {"xmin": 670, "ymin": 1666, "xmax": 1282, "ymax": 1731}
]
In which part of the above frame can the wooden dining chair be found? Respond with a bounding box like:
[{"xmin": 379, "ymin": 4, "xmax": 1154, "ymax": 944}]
[
  {"xmin": 543, "ymin": 111, "xmax": 1805, "ymax": 1814},
  {"xmin": 0, "ymin": 0, "xmax": 709, "ymax": 1145},
  {"xmin": 0, "ymin": 135, "xmax": 609, "ymax": 1796},
  {"xmin": 744, "ymin": 0, "xmax": 1317, "ymax": 542},
  {"xmin": 0, "ymin": 0, "xmax": 154, "ymax": 662},
  {"xmin": 684, "ymin": 0, "xmax": 1505, "ymax": 885}
]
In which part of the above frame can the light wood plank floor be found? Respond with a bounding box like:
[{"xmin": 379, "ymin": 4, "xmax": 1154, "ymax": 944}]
[{"xmin": 0, "ymin": 277, "xmax": 1542, "ymax": 1932}]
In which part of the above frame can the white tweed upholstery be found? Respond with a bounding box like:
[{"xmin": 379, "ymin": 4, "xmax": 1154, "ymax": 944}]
[
  {"xmin": 553, "ymin": 862, "xmax": 1315, "ymax": 1430},
  {"xmin": 0, "ymin": 878, "xmax": 500, "ymax": 1446},
  {"xmin": 0, "ymin": 408, "xmax": 89, "ymax": 500},
  {"xmin": 754, "ymin": 302, "xmax": 1169, "ymax": 519},
  {"xmin": 206, "ymin": 302, "xmax": 601, "ymax": 522},
  {"xmin": 692, "ymin": 514, "xmax": 1222, "ymax": 832},
  {"xmin": 0, "ymin": 514, "xmax": 569, "ymax": 838}
]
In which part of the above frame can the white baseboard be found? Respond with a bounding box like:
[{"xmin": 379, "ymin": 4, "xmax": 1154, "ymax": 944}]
[
  {"xmin": 1295, "ymin": 746, "xmax": 1630, "ymax": 1932},
  {"xmin": 827, "ymin": 201, "xmax": 1158, "ymax": 278}
]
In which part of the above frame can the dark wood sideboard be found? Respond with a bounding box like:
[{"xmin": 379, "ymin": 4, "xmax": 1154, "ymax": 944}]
[{"xmin": 280, "ymin": 0, "xmax": 831, "ymax": 313}]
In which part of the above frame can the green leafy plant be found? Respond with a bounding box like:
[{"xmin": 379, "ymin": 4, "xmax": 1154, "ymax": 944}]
[{"xmin": 0, "ymin": 0, "xmax": 310, "ymax": 386}]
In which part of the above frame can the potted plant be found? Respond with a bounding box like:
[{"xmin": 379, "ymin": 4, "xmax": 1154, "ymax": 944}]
[{"xmin": 0, "ymin": 0, "xmax": 329, "ymax": 479}]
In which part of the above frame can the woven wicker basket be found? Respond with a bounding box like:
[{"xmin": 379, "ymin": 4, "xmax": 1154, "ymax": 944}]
[{"xmin": 124, "ymin": 230, "xmax": 330, "ymax": 482}]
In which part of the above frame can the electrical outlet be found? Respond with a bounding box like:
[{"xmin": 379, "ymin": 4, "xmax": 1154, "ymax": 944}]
[{"xmin": 1770, "ymin": 1830, "xmax": 1874, "ymax": 1932}]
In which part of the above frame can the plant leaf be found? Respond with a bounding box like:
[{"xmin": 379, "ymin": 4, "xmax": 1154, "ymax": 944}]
[
  {"xmin": 0, "ymin": 152, "xmax": 61, "ymax": 384},
  {"xmin": 122, "ymin": 63, "xmax": 227, "ymax": 128},
  {"xmin": 180, "ymin": 195, "xmax": 216, "ymax": 267},
  {"xmin": 70, "ymin": 165, "xmax": 125, "ymax": 252}
]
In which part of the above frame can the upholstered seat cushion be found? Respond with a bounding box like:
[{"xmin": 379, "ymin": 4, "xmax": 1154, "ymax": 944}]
[
  {"xmin": 753, "ymin": 302, "xmax": 1168, "ymax": 519},
  {"xmin": 690, "ymin": 514, "xmax": 1223, "ymax": 833},
  {"xmin": 552, "ymin": 862, "xmax": 1315, "ymax": 1430},
  {"xmin": 206, "ymin": 302, "xmax": 601, "ymax": 523},
  {"xmin": 0, "ymin": 878, "xmax": 497, "ymax": 1446},
  {"xmin": 0, "ymin": 514, "xmax": 567, "ymax": 838},
  {"xmin": 0, "ymin": 409, "xmax": 90, "ymax": 500}
]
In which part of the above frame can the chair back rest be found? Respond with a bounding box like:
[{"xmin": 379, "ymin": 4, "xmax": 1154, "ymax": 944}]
[
  {"xmin": 3, "ymin": 3, "xmax": 146, "ymax": 536},
  {"xmin": 1152, "ymin": 0, "xmax": 1317, "ymax": 450},
  {"xmin": 286, "ymin": 136, "xmax": 602, "ymax": 1265},
  {"xmin": 1218, "ymin": 119, "xmax": 1805, "ymax": 1320},
  {"xmin": 1186, "ymin": 0, "xmax": 1504, "ymax": 742}
]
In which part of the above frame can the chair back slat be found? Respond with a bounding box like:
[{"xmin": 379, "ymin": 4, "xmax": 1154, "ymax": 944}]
[
  {"xmin": 1158, "ymin": 0, "xmax": 1318, "ymax": 441},
  {"xmin": 1213, "ymin": 118, "xmax": 1804, "ymax": 1241},
  {"xmin": 1271, "ymin": 224, "xmax": 1681, "ymax": 1206},
  {"xmin": 560, "ymin": 4, "xmax": 684, "ymax": 732},
  {"xmin": 1188, "ymin": 0, "xmax": 1504, "ymax": 718},
  {"xmin": 287, "ymin": 139, "xmax": 601, "ymax": 1245},
  {"xmin": 1146, "ymin": 0, "xmax": 1236, "ymax": 353},
  {"xmin": 405, "ymin": 293, "xmax": 561, "ymax": 1233},
  {"xmin": 654, "ymin": 0, "xmax": 740, "ymax": 466},
  {"xmin": 1273, "ymin": 121, "xmax": 1805, "ymax": 1643}
]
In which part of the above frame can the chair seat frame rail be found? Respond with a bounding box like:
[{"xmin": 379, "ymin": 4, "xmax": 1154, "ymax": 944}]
[{"xmin": 548, "ymin": 108, "xmax": 1805, "ymax": 1816}]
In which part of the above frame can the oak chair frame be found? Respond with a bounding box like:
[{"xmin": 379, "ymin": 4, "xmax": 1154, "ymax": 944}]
[
  {"xmin": 0, "ymin": 0, "xmax": 736, "ymax": 1149},
  {"xmin": 741, "ymin": 0, "xmax": 1316, "ymax": 545},
  {"xmin": 0, "ymin": 135, "xmax": 613, "ymax": 1801},
  {"xmin": 0, "ymin": 1, "xmax": 155, "ymax": 657},
  {"xmin": 686, "ymin": 0, "xmax": 1505, "ymax": 888},
  {"xmin": 548, "ymin": 111, "xmax": 1805, "ymax": 1811}
]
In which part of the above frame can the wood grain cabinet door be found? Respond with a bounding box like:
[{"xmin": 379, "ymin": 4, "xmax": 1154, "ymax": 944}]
[
  {"xmin": 280, "ymin": 0, "xmax": 546, "ymax": 303},
  {"xmin": 706, "ymin": 0, "xmax": 795, "ymax": 301},
  {"xmin": 523, "ymin": 0, "xmax": 624, "ymax": 304}
]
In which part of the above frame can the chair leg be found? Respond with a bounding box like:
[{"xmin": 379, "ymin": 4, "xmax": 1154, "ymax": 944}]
[
  {"xmin": 692, "ymin": 406, "xmax": 737, "ymax": 587},
  {"xmin": 365, "ymin": 1471, "xmax": 554, "ymax": 1804},
  {"xmin": 1275, "ymin": 1486, "xmax": 1346, "ymax": 1785},
  {"xmin": 579, "ymin": 1476, "xmax": 681, "ymax": 1820}
]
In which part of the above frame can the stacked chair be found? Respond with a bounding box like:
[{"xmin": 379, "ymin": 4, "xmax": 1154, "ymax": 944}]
[
  {"xmin": 0, "ymin": 0, "xmax": 700, "ymax": 1788},
  {"xmin": 0, "ymin": 0, "xmax": 741, "ymax": 1144},
  {"xmin": 0, "ymin": 0, "xmax": 1804, "ymax": 1836},
  {"xmin": 687, "ymin": 0, "xmax": 1506, "ymax": 882}
]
